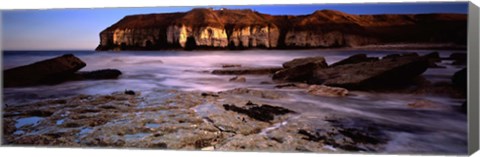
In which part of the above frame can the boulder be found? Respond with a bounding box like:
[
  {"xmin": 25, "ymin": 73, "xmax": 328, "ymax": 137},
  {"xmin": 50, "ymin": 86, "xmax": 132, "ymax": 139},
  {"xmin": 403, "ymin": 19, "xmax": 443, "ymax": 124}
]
[
  {"xmin": 282, "ymin": 56, "xmax": 327, "ymax": 69},
  {"xmin": 452, "ymin": 68, "xmax": 467, "ymax": 91},
  {"xmin": 229, "ymin": 76, "xmax": 246, "ymax": 82},
  {"xmin": 307, "ymin": 85, "xmax": 348, "ymax": 97},
  {"xmin": 221, "ymin": 64, "xmax": 242, "ymax": 68},
  {"xmin": 383, "ymin": 54, "xmax": 401, "ymax": 59},
  {"xmin": 212, "ymin": 67, "xmax": 283, "ymax": 75},
  {"xmin": 330, "ymin": 54, "xmax": 379, "ymax": 67},
  {"xmin": 311, "ymin": 55, "xmax": 429, "ymax": 89},
  {"xmin": 423, "ymin": 52, "xmax": 440, "ymax": 62},
  {"xmin": 423, "ymin": 52, "xmax": 444, "ymax": 68},
  {"xmin": 449, "ymin": 53, "xmax": 467, "ymax": 65},
  {"xmin": 4, "ymin": 54, "xmax": 86, "ymax": 87},
  {"xmin": 383, "ymin": 53, "xmax": 418, "ymax": 59},
  {"xmin": 273, "ymin": 62, "xmax": 327, "ymax": 82},
  {"xmin": 75, "ymin": 69, "xmax": 122, "ymax": 80},
  {"xmin": 449, "ymin": 53, "xmax": 467, "ymax": 60}
]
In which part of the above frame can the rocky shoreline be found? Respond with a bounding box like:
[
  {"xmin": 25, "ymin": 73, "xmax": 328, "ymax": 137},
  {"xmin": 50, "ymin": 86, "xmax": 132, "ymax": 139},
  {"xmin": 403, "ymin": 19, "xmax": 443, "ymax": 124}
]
[
  {"xmin": 0, "ymin": 88, "xmax": 398, "ymax": 151},
  {"xmin": 2, "ymin": 51, "xmax": 467, "ymax": 153}
]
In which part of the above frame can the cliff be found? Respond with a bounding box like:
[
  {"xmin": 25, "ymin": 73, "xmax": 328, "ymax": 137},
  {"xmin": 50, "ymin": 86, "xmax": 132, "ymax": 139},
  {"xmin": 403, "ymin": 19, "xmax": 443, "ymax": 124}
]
[{"xmin": 96, "ymin": 8, "xmax": 467, "ymax": 51}]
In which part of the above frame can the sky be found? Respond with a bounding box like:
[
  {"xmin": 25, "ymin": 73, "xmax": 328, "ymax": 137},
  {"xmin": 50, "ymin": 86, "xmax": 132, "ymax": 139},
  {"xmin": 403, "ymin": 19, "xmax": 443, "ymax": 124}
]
[{"xmin": 1, "ymin": 2, "xmax": 469, "ymax": 50}]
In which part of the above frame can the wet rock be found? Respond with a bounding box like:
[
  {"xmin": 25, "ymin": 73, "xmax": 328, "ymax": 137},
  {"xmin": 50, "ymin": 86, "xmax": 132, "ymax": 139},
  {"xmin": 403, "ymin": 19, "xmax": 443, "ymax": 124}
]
[
  {"xmin": 402, "ymin": 52, "xmax": 419, "ymax": 57},
  {"xmin": 383, "ymin": 54, "xmax": 401, "ymax": 59},
  {"xmin": 330, "ymin": 54, "xmax": 379, "ymax": 67},
  {"xmin": 383, "ymin": 53, "xmax": 418, "ymax": 59},
  {"xmin": 273, "ymin": 62, "xmax": 327, "ymax": 82},
  {"xmin": 296, "ymin": 118, "xmax": 392, "ymax": 152},
  {"xmin": 273, "ymin": 56, "xmax": 328, "ymax": 82},
  {"xmin": 424, "ymin": 52, "xmax": 441, "ymax": 62},
  {"xmin": 423, "ymin": 52, "xmax": 444, "ymax": 68},
  {"xmin": 452, "ymin": 68, "xmax": 467, "ymax": 92},
  {"xmin": 298, "ymin": 129, "xmax": 324, "ymax": 142},
  {"xmin": 307, "ymin": 85, "xmax": 348, "ymax": 97},
  {"xmin": 201, "ymin": 146, "xmax": 215, "ymax": 151},
  {"xmin": 311, "ymin": 55, "xmax": 429, "ymax": 89},
  {"xmin": 194, "ymin": 138, "xmax": 213, "ymax": 149},
  {"xmin": 449, "ymin": 53, "xmax": 466, "ymax": 65},
  {"xmin": 229, "ymin": 76, "xmax": 246, "ymax": 82},
  {"xmin": 218, "ymin": 88, "xmax": 287, "ymax": 99},
  {"xmin": 124, "ymin": 90, "xmax": 135, "ymax": 95},
  {"xmin": 3, "ymin": 119, "xmax": 16, "ymax": 135},
  {"xmin": 74, "ymin": 69, "xmax": 122, "ymax": 80},
  {"xmin": 4, "ymin": 54, "xmax": 86, "ymax": 87},
  {"xmin": 274, "ymin": 83, "xmax": 297, "ymax": 88},
  {"xmin": 221, "ymin": 64, "xmax": 242, "ymax": 68},
  {"xmin": 282, "ymin": 56, "xmax": 327, "ymax": 69},
  {"xmin": 407, "ymin": 100, "xmax": 448, "ymax": 110},
  {"xmin": 212, "ymin": 67, "xmax": 283, "ymax": 75},
  {"xmin": 223, "ymin": 101, "xmax": 295, "ymax": 122},
  {"xmin": 201, "ymin": 92, "xmax": 219, "ymax": 97}
]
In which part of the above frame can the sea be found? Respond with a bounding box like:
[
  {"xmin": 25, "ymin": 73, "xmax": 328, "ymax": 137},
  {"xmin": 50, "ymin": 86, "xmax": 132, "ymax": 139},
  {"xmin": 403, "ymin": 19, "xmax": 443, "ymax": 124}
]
[{"xmin": 2, "ymin": 49, "xmax": 468, "ymax": 153}]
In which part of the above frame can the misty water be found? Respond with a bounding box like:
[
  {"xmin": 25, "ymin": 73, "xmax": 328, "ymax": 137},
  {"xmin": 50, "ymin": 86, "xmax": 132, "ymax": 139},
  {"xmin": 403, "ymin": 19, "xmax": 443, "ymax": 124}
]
[{"xmin": 2, "ymin": 49, "xmax": 467, "ymax": 153}]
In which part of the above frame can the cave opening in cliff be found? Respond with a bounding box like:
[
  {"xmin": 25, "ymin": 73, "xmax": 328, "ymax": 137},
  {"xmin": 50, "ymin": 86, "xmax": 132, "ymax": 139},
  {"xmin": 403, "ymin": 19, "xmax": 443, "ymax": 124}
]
[
  {"xmin": 184, "ymin": 36, "xmax": 197, "ymax": 51},
  {"xmin": 120, "ymin": 43, "xmax": 127, "ymax": 50},
  {"xmin": 144, "ymin": 40, "xmax": 153, "ymax": 50}
]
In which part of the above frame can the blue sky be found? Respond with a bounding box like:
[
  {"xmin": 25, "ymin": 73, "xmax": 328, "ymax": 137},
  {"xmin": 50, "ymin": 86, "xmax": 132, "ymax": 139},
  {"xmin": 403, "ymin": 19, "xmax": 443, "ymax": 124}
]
[{"xmin": 1, "ymin": 2, "xmax": 469, "ymax": 50}]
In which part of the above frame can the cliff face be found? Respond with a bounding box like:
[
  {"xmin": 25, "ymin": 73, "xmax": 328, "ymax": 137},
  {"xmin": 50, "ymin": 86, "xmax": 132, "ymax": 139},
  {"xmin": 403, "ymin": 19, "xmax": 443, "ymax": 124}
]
[{"xmin": 96, "ymin": 8, "xmax": 467, "ymax": 51}]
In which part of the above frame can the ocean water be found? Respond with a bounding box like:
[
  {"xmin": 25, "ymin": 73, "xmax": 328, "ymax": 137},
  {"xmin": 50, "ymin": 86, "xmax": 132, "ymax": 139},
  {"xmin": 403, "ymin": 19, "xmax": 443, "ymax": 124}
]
[{"xmin": 2, "ymin": 49, "xmax": 468, "ymax": 153}]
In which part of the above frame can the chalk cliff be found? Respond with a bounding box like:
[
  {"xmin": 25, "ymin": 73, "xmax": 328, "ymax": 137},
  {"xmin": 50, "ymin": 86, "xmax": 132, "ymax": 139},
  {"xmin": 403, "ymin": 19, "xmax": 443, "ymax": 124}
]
[{"xmin": 96, "ymin": 8, "xmax": 467, "ymax": 51}]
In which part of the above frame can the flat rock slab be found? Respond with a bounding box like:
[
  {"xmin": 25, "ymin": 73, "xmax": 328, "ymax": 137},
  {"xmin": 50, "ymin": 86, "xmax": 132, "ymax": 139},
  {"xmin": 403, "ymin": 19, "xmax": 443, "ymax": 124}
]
[
  {"xmin": 4, "ymin": 54, "xmax": 86, "ymax": 87},
  {"xmin": 330, "ymin": 54, "xmax": 379, "ymax": 67},
  {"xmin": 282, "ymin": 56, "xmax": 327, "ymax": 69},
  {"xmin": 212, "ymin": 67, "xmax": 283, "ymax": 75},
  {"xmin": 312, "ymin": 56, "xmax": 429, "ymax": 89},
  {"xmin": 74, "ymin": 69, "xmax": 123, "ymax": 80},
  {"xmin": 223, "ymin": 101, "xmax": 295, "ymax": 122}
]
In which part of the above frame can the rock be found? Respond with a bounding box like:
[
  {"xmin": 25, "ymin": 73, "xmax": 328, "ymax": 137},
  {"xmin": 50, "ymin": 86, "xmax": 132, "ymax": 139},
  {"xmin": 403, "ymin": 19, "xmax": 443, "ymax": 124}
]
[
  {"xmin": 282, "ymin": 56, "xmax": 327, "ymax": 69},
  {"xmin": 229, "ymin": 76, "xmax": 246, "ymax": 82},
  {"xmin": 201, "ymin": 146, "xmax": 215, "ymax": 151},
  {"xmin": 201, "ymin": 92, "xmax": 219, "ymax": 97},
  {"xmin": 383, "ymin": 53, "xmax": 418, "ymax": 59},
  {"xmin": 383, "ymin": 54, "xmax": 401, "ymax": 59},
  {"xmin": 330, "ymin": 54, "xmax": 379, "ymax": 67},
  {"xmin": 75, "ymin": 69, "xmax": 122, "ymax": 80},
  {"xmin": 422, "ymin": 52, "xmax": 444, "ymax": 68},
  {"xmin": 407, "ymin": 100, "xmax": 441, "ymax": 109},
  {"xmin": 449, "ymin": 53, "xmax": 467, "ymax": 60},
  {"xmin": 273, "ymin": 62, "xmax": 327, "ymax": 82},
  {"xmin": 275, "ymin": 83, "xmax": 310, "ymax": 89},
  {"xmin": 311, "ymin": 55, "xmax": 429, "ymax": 89},
  {"xmin": 401, "ymin": 52, "xmax": 419, "ymax": 57},
  {"xmin": 212, "ymin": 67, "xmax": 283, "ymax": 75},
  {"xmin": 124, "ymin": 90, "xmax": 135, "ymax": 95},
  {"xmin": 449, "ymin": 53, "xmax": 467, "ymax": 65},
  {"xmin": 274, "ymin": 83, "xmax": 297, "ymax": 88},
  {"xmin": 223, "ymin": 101, "xmax": 295, "ymax": 122},
  {"xmin": 4, "ymin": 54, "xmax": 86, "ymax": 87},
  {"xmin": 307, "ymin": 85, "xmax": 348, "ymax": 97},
  {"xmin": 424, "ymin": 52, "xmax": 440, "ymax": 62},
  {"xmin": 452, "ymin": 68, "xmax": 467, "ymax": 91},
  {"xmin": 221, "ymin": 64, "xmax": 242, "ymax": 68},
  {"xmin": 218, "ymin": 88, "xmax": 287, "ymax": 99}
]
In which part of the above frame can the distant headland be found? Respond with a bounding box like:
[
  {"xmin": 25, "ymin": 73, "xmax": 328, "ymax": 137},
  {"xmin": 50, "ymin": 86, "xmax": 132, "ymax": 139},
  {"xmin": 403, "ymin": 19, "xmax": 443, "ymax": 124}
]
[{"xmin": 96, "ymin": 8, "xmax": 467, "ymax": 51}]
